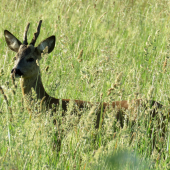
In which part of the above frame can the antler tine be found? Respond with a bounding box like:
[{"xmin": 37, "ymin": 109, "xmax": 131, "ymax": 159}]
[
  {"xmin": 23, "ymin": 23, "xmax": 30, "ymax": 45},
  {"xmin": 30, "ymin": 20, "xmax": 42, "ymax": 46}
]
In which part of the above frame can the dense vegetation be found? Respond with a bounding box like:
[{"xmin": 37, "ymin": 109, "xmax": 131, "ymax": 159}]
[{"xmin": 0, "ymin": 0, "xmax": 170, "ymax": 169}]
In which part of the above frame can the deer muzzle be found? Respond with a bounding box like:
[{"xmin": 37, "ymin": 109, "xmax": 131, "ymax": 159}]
[{"xmin": 11, "ymin": 68, "xmax": 23, "ymax": 78}]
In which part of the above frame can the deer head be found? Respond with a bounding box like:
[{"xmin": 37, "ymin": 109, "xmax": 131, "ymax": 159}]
[{"xmin": 4, "ymin": 20, "xmax": 56, "ymax": 79}]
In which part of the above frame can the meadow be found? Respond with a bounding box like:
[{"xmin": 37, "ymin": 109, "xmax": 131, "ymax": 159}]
[{"xmin": 0, "ymin": 0, "xmax": 170, "ymax": 169}]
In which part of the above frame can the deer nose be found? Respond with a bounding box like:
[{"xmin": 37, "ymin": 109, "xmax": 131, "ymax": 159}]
[{"xmin": 11, "ymin": 68, "xmax": 23, "ymax": 76}]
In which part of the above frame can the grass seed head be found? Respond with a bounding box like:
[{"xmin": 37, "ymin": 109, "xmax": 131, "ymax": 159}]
[
  {"xmin": 45, "ymin": 66, "xmax": 49, "ymax": 72},
  {"xmin": 107, "ymin": 88, "xmax": 114, "ymax": 96},
  {"xmin": 36, "ymin": 59, "xmax": 39, "ymax": 66},
  {"xmin": 100, "ymin": 93, "xmax": 103, "ymax": 100},
  {"xmin": 163, "ymin": 58, "xmax": 167, "ymax": 73},
  {"xmin": 71, "ymin": 63, "xmax": 74, "ymax": 68},
  {"xmin": 147, "ymin": 86, "xmax": 154, "ymax": 99},
  {"xmin": 115, "ymin": 72, "xmax": 123, "ymax": 84},
  {"xmin": 0, "ymin": 86, "xmax": 8, "ymax": 105},
  {"xmin": 77, "ymin": 49, "xmax": 83, "ymax": 59}
]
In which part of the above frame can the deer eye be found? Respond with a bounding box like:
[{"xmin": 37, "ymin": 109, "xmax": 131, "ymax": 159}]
[{"xmin": 27, "ymin": 58, "xmax": 34, "ymax": 62}]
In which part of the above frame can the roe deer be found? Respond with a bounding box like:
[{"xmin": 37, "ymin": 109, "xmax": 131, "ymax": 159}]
[{"xmin": 4, "ymin": 20, "xmax": 167, "ymax": 150}]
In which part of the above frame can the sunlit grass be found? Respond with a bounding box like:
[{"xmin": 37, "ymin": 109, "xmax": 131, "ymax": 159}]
[{"xmin": 0, "ymin": 0, "xmax": 170, "ymax": 169}]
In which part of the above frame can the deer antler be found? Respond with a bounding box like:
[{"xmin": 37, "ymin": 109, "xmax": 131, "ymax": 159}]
[
  {"xmin": 23, "ymin": 23, "xmax": 30, "ymax": 45},
  {"xmin": 30, "ymin": 20, "xmax": 42, "ymax": 46}
]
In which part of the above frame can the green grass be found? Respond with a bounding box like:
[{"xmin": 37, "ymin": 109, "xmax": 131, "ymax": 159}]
[{"xmin": 0, "ymin": 0, "xmax": 170, "ymax": 169}]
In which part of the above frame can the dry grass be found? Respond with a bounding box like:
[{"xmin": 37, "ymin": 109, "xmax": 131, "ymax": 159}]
[{"xmin": 0, "ymin": 0, "xmax": 170, "ymax": 169}]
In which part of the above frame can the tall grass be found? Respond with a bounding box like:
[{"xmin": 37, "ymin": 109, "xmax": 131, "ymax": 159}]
[{"xmin": 0, "ymin": 0, "xmax": 170, "ymax": 169}]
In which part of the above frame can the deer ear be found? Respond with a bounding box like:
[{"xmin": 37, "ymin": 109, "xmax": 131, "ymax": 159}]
[
  {"xmin": 36, "ymin": 36, "xmax": 55, "ymax": 55},
  {"xmin": 4, "ymin": 30, "xmax": 22, "ymax": 52}
]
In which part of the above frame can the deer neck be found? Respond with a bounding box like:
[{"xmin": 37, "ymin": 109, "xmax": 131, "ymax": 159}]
[{"xmin": 20, "ymin": 73, "xmax": 50, "ymax": 101}]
